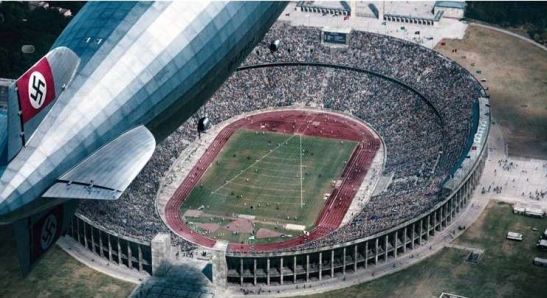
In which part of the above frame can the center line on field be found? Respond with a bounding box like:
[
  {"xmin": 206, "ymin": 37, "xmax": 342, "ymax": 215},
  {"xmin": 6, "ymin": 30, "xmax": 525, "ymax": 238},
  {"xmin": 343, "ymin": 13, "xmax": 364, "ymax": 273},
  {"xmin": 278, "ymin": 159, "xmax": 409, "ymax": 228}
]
[
  {"xmin": 211, "ymin": 133, "xmax": 298, "ymax": 194},
  {"xmin": 296, "ymin": 114, "xmax": 314, "ymax": 208}
]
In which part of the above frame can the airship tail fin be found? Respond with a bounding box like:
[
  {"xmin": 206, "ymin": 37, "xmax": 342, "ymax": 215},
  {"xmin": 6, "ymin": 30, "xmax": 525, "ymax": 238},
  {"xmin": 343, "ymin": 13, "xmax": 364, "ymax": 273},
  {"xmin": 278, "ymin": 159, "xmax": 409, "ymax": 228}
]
[
  {"xmin": 6, "ymin": 47, "xmax": 79, "ymax": 161},
  {"xmin": 42, "ymin": 126, "xmax": 156, "ymax": 200},
  {"xmin": 12, "ymin": 200, "xmax": 79, "ymax": 276}
]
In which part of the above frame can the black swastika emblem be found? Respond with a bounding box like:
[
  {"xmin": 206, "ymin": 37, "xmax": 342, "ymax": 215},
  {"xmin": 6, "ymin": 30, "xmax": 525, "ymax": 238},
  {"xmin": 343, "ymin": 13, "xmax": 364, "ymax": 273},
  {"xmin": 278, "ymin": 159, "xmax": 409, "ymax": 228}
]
[
  {"xmin": 40, "ymin": 214, "xmax": 57, "ymax": 250},
  {"xmin": 28, "ymin": 71, "xmax": 47, "ymax": 109}
]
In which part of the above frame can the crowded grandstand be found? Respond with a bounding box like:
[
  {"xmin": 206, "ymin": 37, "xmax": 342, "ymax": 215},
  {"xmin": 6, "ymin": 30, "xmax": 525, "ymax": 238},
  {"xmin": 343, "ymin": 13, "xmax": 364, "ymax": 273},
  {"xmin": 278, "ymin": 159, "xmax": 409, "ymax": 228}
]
[{"xmin": 77, "ymin": 21, "xmax": 484, "ymax": 253}]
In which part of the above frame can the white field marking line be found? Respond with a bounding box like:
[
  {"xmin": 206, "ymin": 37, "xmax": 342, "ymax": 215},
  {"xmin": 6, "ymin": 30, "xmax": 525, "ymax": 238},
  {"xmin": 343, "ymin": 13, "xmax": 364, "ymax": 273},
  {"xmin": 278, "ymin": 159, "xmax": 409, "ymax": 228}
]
[
  {"xmin": 249, "ymin": 166, "xmax": 302, "ymax": 174},
  {"xmin": 210, "ymin": 191, "xmax": 300, "ymax": 201},
  {"xmin": 238, "ymin": 172, "xmax": 299, "ymax": 180},
  {"xmin": 254, "ymin": 160, "xmax": 301, "ymax": 166},
  {"xmin": 249, "ymin": 154, "xmax": 300, "ymax": 173},
  {"xmin": 239, "ymin": 157, "xmax": 302, "ymax": 173},
  {"xmin": 243, "ymin": 197, "xmax": 300, "ymax": 208},
  {"xmin": 254, "ymin": 165, "xmax": 300, "ymax": 175},
  {"xmin": 228, "ymin": 182, "xmax": 301, "ymax": 190},
  {"xmin": 295, "ymin": 114, "xmax": 315, "ymax": 208},
  {"xmin": 223, "ymin": 188, "xmax": 300, "ymax": 197},
  {"xmin": 264, "ymin": 152, "xmax": 302, "ymax": 157},
  {"xmin": 262, "ymin": 155, "xmax": 300, "ymax": 161},
  {"xmin": 232, "ymin": 172, "xmax": 299, "ymax": 182},
  {"xmin": 211, "ymin": 133, "xmax": 298, "ymax": 194},
  {"xmin": 231, "ymin": 176, "xmax": 300, "ymax": 186}
]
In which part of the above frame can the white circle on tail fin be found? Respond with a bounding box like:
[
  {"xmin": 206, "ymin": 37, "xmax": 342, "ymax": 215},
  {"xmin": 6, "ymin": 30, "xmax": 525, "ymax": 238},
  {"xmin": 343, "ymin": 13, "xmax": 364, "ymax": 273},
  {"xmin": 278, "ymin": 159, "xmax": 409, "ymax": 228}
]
[
  {"xmin": 40, "ymin": 214, "xmax": 57, "ymax": 250},
  {"xmin": 28, "ymin": 71, "xmax": 47, "ymax": 109}
]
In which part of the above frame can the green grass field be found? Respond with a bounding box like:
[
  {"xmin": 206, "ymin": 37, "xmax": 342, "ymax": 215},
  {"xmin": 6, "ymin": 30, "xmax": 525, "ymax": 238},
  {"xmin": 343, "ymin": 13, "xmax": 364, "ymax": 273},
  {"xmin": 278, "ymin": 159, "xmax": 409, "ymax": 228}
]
[
  {"xmin": 181, "ymin": 129, "xmax": 357, "ymax": 232},
  {"xmin": 435, "ymin": 24, "xmax": 547, "ymax": 159},
  {"xmin": 298, "ymin": 201, "xmax": 547, "ymax": 298}
]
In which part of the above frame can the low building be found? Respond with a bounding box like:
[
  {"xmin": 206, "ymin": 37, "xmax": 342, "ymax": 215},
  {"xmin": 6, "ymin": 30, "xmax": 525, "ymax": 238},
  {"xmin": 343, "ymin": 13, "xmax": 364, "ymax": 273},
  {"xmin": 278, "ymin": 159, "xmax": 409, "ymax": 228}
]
[
  {"xmin": 434, "ymin": 1, "xmax": 466, "ymax": 20},
  {"xmin": 297, "ymin": 1, "xmax": 351, "ymax": 16},
  {"xmin": 507, "ymin": 231, "xmax": 523, "ymax": 241},
  {"xmin": 513, "ymin": 206, "xmax": 544, "ymax": 218},
  {"xmin": 533, "ymin": 257, "xmax": 547, "ymax": 267},
  {"xmin": 513, "ymin": 206, "xmax": 526, "ymax": 215},
  {"xmin": 526, "ymin": 208, "xmax": 544, "ymax": 218}
]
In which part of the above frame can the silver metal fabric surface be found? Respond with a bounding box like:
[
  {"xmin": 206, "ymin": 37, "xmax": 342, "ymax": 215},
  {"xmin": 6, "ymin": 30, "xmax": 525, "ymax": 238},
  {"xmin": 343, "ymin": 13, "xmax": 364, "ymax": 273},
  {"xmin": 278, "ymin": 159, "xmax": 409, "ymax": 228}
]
[{"xmin": 0, "ymin": 1, "xmax": 287, "ymax": 223}]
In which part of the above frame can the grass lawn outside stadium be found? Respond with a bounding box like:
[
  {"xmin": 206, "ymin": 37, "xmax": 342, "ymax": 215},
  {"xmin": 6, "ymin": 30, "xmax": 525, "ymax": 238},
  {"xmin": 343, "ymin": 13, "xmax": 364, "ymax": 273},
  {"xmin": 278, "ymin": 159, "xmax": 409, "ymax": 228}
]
[
  {"xmin": 180, "ymin": 129, "xmax": 357, "ymax": 244},
  {"xmin": 296, "ymin": 201, "xmax": 547, "ymax": 298}
]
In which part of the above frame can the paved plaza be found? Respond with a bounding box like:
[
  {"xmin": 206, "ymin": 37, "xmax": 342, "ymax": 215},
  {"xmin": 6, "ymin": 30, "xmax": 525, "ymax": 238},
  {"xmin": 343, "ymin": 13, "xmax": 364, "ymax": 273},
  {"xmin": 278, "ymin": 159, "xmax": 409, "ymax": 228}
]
[
  {"xmin": 479, "ymin": 121, "xmax": 547, "ymax": 211},
  {"xmin": 278, "ymin": 2, "xmax": 467, "ymax": 49}
]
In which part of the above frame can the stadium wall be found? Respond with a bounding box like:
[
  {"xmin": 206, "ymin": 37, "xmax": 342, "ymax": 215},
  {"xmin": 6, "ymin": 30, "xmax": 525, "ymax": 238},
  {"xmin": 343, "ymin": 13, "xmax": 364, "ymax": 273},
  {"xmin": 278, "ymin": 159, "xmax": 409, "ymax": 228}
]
[
  {"xmin": 61, "ymin": 59, "xmax": 489, "ymax": 287},
  {"xmin": 65, "ymin": 213, "xmax": 153, "ymax": 275}
]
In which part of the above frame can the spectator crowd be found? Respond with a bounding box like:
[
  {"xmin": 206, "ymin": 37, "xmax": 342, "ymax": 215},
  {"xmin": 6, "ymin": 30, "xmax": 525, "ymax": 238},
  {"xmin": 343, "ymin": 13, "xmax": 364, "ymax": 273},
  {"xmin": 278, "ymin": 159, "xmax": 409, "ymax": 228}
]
[{"xmin": 78, "ymin": 22, "xmax": 484, "ymax": 252}]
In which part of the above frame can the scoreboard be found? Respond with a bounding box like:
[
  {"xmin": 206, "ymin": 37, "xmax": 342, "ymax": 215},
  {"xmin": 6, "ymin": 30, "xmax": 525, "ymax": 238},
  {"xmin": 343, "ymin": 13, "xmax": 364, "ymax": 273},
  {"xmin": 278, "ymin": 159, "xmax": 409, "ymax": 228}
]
[
  {"xmin": 321, "ymin": 27, "xmax": 351, "ymax": 46},
  {"xmin": 323, "ymin": 31, "xmax": 347, "ymax": 44}
]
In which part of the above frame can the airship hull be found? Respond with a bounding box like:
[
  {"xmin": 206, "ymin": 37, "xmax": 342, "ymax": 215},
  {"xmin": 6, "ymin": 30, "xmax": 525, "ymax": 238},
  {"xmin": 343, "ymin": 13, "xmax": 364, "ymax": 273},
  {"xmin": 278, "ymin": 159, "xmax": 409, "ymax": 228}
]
[
  {"xmin": 0, "ymin": 1, "xmax": 287, "ymax": 222},
  {"xmin": 0, "ymin": 1, "xmax": 287, "ymax": 274}
]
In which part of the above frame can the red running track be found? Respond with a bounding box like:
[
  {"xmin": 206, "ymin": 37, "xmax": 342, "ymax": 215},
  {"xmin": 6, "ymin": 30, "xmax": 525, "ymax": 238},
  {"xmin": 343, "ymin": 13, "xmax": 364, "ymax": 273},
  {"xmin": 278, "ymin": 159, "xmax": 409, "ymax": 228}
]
[{"xmin": 164, "ymin": 110, "xmax": 380, "ymax": 252}]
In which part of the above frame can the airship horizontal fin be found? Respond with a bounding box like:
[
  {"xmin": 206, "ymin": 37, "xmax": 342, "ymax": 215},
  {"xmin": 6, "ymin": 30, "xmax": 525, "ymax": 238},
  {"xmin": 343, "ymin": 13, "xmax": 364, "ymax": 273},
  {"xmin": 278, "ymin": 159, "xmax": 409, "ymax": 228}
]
[
  {"xmin": 7, "ymin": 47, "xmax": 80, "ymax": 161},
  {"xmin": 42, "ymin": 126, "xmax": 156, "ymax": 200}
]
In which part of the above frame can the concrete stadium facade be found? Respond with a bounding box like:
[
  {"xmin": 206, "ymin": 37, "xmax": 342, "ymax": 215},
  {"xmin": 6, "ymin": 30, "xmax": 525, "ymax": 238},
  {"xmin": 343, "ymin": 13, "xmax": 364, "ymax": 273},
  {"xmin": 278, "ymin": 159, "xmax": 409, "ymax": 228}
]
[{"xmin": 66, "ymin": 212, "xmax": 153, "ymax": 275}]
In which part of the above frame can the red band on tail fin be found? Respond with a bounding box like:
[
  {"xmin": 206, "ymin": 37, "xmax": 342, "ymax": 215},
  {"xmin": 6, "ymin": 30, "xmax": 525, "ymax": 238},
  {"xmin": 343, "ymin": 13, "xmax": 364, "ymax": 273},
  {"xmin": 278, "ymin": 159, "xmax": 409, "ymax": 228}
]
[{"xmin": 16, "ymin": 57, "xmax": 56, "ymax": 123}]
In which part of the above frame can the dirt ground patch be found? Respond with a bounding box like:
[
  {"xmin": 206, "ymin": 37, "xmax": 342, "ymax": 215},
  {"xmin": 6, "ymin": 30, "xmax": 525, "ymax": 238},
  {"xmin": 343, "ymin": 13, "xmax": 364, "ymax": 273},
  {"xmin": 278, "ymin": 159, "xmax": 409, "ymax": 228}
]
[
  {"xmin": 223, "ymin": 218, "xmax": 254, "ymax": 234},
  {"xmin": 196, "ymin": 223, "xmax": 220, "ymax": 233},
  {"xmin": 184, "ymin": 209, "xmax": 202, "ymax": 217},
  {"xmin": 435, "ymin": 24, "xmax": 547, "ymax": 159},
  {"xmin": 455, "ymin": 201, "xmax": 495, "ymax": 244},
  {"xmin": 256, "ymin": 228, "xmax": 282, "ymax": 239}
]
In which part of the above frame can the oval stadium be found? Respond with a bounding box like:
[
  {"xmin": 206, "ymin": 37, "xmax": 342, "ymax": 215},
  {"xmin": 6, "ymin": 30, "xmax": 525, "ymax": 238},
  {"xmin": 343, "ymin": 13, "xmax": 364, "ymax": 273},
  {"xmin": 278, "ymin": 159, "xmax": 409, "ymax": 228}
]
[
  {"xmin": 6, "ymin": 1, "xmax": 547, "ymax": 297},
  {"xmin": 65, "ymin": 18, "xmax": 491, "ymax": 295}
]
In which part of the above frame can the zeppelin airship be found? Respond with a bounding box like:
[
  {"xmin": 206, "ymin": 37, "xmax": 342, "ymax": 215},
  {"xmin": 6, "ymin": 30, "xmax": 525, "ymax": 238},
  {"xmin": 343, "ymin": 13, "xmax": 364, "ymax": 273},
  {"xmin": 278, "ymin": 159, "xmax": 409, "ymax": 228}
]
[{"xmin": 0, "ymin": 1, "xmax": 287, "ymax": 274}]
